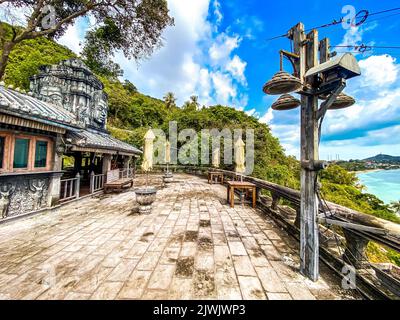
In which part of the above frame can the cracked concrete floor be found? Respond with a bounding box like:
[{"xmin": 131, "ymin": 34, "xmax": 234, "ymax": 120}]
[{"xmin": 0, "ymin": 174, "xmax": 358, "ymax": 300}]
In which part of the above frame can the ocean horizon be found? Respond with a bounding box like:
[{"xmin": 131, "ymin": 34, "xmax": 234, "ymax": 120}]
[{"xmin": 357, "ymin": 169, "xmax": 400, "ymax": 204}]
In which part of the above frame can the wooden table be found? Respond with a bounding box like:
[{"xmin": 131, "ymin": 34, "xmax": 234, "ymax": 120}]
[
  {"xmin": 226, "ymin": 181, "xmax": 257, "ymax": 208},
  {"xmin": 208, "ymin": 171, "xmax": 224, "ymax": 184}
]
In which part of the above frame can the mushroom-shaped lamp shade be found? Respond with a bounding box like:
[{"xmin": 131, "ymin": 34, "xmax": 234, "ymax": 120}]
[
  {"xmin": 271, "ymin": 94, "xmax": 301, "ymax": 111},
  {"xmin": 328, "ymin": 93, "xmax": 356, "ymax": 110},
  {"xmin": 263, "ymin": 71, "xmax": 302, "ymax": 95}
]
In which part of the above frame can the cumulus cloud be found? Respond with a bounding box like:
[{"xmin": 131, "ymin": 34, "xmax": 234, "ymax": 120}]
[
  {"xmin": 115, "ymin": 0, "xmax": 248, "ymax": 108},
  {"xmin": 209, "ymin": 33, "xmax": 240, "ymax": 64},
  {"xmin": 358, "ymin": 55, "xmax": 399, "ymax": 87},
  {"xmin": 226, "ymin": 55, "xmax": 247, "ymax": 84}
]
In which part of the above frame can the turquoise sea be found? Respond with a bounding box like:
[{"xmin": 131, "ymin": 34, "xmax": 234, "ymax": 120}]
[{"xmin": 357, "ymin": 169, "xmax": 400, "ymax": 204}]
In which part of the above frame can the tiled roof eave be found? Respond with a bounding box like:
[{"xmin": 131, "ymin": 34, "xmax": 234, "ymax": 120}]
[{"xmin": 0, "ymin": 107, "xmax": 82, "ymax": 132}]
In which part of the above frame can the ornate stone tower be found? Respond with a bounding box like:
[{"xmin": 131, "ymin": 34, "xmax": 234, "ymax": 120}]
[{"xmin": 30, "ymin": 59, "xmax": 108, "ymax": 131}]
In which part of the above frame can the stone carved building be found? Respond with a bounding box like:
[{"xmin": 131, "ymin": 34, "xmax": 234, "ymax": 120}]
[
  {"xmin": 30, "ymin": 59, "xmax": 108, "ymax": 130},
  {"xmin": 0, "ymin": 59, "xmax": 142, "ymax": 219}
]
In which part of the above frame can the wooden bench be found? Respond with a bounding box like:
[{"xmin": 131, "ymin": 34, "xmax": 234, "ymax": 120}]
[
  {"xmin": 103, "ymin": 169, "xmax": 133, "ymax": 193},
  {"xmin": 104, "ymin": 178, "xmax": 133, "ymax": 193}
]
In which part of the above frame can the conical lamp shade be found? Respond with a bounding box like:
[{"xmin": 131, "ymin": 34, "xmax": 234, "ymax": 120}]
[
  {"xmin": 263, "ymin": 71, "xmax": 302, "ymax": 95},
  {"xmin": 271, "ymin": 94, "xmax": 301, "ymax": 111},
  {"xmin": 328, "ymin": 93, "xmax": 356, "ymax": 110}
]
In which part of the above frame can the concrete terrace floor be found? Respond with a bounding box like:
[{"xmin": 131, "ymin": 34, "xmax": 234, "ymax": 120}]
[{"xmin": 0, "ymin": 174, "xmax": 357, "ymax": 300}]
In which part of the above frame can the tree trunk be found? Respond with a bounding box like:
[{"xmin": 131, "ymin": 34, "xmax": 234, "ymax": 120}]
[{"xmin": 0, "ymin": 41, "xmax": 16, "ymax": 81}]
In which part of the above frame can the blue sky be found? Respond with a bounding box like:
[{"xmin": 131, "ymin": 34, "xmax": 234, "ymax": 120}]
[{"xmin": 15, "ymin": 0, "xmax": 400, "ymax": 160}]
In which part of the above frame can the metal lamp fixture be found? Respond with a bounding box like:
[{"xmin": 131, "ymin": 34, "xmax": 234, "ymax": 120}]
[
  {"xmin": 271, "ymin": 94, "xmax": 301, "ymax": 111},
  {"xmin": 328, "ymin": 92, "xmax": 356, "ymax": 110},
  {"xmin": 263, "ymin": 71, "xmax": 302, "ymax": 95}
]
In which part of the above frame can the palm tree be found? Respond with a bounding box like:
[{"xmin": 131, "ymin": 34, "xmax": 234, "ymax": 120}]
[
  {"xmin": 190, "ymin": 95, "xmax": 199, "ymax": 109},
  {"xmin": 163, "ymin": 92, "xmax": 177, "ymax": 110},
  {"xmin": 390, "ymin": 200, "xmax": 400, "ymax": 214}
]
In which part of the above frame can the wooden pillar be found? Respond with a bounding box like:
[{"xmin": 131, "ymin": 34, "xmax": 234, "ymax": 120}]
[
  {"xmin": 74, "ymin": 152, "xmax": 82, "ymax": 174},
  {"xmin": 292, "ymin": 23, "xmax": 320, "ymax": 281}
]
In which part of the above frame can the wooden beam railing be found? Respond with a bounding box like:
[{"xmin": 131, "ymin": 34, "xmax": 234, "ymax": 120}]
[
  {"xmin": 60, "ymin": 173, "xmax": 80, "ymax": 202},
  {"xmin": 89, "ymin": 172, "xmax": 105, "ymax": 194}
]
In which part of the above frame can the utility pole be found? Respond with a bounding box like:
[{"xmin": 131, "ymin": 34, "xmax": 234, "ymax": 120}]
[{"xmin": 263, "ymin": 22, "xmax": 360, "ymax": 281}]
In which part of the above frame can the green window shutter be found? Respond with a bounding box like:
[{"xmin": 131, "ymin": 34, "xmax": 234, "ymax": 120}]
[
  {"xmin": 35, "ymin": 141, "xmax": 48, "ymax": 168},
  {"xmin": 13, "ymin": 138, "xmax": 30, "ymax": 169}
]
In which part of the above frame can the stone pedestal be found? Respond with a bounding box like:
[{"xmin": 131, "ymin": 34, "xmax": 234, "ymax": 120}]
[{"xmin": 163, "ymin": 172, "xmax": 173, "ymax": 184}]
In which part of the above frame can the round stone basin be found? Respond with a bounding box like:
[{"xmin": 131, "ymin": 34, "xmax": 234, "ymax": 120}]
[{"xmin": 135, "ymin": 188, "xmax": 157, "ymax": 214}]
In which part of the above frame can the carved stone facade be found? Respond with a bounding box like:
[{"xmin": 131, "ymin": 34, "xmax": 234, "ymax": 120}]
[
  {"xmin": 0, "ymin": 174, "xmax": 50, "ymax": 218},
  {"xmin": 30, "ymin": 59, "xmax": 108, "ymax": 131}
]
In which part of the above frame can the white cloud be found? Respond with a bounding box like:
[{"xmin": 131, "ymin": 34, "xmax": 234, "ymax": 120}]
[
  {"xmin": 209, "ymin": 33, "xmax": 241, "ymax": 64},
  {"xmin": 57, "ymin": 18, "xmax": 87, "ymax": 54},
  {"xmin": 259, "ymin": 107, "xmax": 274, "ymax": 124},
  {"xmin": 226, "ymin": 55, "xmax": 247, "ymax": 84},
  {"xmin": 211, "ymin": 71, "xmax": 236, "ymax": 104},
  {"xmin": 112, "ymin": 0, "xmax": 248, "ymax": 108},
  {"xmin": 213, "ymin": 0, "xmax": 223, "ymax": 25},
  {"xmin": 358, "ymin": 55, "xmax": 399, "ymax": 87}
]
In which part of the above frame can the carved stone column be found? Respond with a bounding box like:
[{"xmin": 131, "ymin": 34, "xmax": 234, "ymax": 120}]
[{"xmin": 342, "ymin": 229, "xmax": 369, "ymax": 269}]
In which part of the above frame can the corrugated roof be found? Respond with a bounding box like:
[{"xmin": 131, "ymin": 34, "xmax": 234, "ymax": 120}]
[
  {"xmin": 0, "ymin": 85, "xmax": 80, "ymax": 130},
  {"xmin": 68, "ymin": 129, "xmax": 142, "ymax": 155}
]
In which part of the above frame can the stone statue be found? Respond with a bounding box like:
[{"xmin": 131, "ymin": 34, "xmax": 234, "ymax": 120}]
[
  {"xmin": 0, "ymin": 184, "xmax": 15, "ymax": 219},
  {"xmin": 91, "ymin": 91, "xmax": 108, "ymax": 128},
  {"xmin": 30, "ymin": 179, "xmax": 45, "ymax": 211}
]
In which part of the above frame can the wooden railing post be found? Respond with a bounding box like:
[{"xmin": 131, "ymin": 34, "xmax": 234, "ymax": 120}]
[
  {"xmin": 75, "ymin": 172, "xmax": 80, "ymax": 199},
  {"xmin": 342, "ymin": 229, "xmax": 369, "ymax": 269},
  {"xmin": 271, "ymin": 192, "xmax": 281, "ymax": 211},
  {"xmin": 89, "ymin": 171, "xmax": 94, "ymax": 194}
]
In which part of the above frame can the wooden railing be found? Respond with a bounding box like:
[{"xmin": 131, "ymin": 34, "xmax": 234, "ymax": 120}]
[
  {"xmin": 119, "ymin": 168, "xmax": 134, "ymax": 179},
  {"xmin": 90, "ymin": 172, "xmax": 105, "ymax": 194},
  {"xmin": 60, "ymin": 173, "xmax": 80, "ymax": 202},
  {"xmin": 153, "ymin": 164, "xmax": 400, "ymax": 299}
]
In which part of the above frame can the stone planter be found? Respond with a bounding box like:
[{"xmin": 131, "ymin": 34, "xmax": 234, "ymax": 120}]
[
  {"xmin": 135, "ymin": 188, "xmax": 157, "ymax": 214},
  {"xmin": 372, "ymin": 263, "xmax": 400, "ymax": 296},
  {"xmin": 163, "ymin": 172, "xmax": 174, "ymax": 184}
]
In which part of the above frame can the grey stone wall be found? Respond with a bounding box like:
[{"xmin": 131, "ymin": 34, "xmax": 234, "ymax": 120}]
[{"xmin": 0, "ymin": 173, "xmax": 52, "ymax": 219}]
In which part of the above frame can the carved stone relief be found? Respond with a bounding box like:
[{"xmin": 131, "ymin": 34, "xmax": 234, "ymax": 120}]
[{"xmin": 0, "ymin": 175, "xmax": 50, "ymax": 218}]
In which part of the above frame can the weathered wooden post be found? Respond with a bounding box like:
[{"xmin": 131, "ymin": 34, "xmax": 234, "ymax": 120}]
[
  {"xmin": 89, "ymin": 171, "xmax": 95, "ymax": 194},
  {"xmin": 75, "ymin": 172, "xmax": 80, "ymax": 199},
  {"xmin": 299, "ymin": 27, "xmax": 320, "ymax": 281}
]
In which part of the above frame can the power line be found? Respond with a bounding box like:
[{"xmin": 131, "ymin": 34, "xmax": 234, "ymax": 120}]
[{"xmin": 265, "ymin": 7, "xmax": 400, "ymax": 41}]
